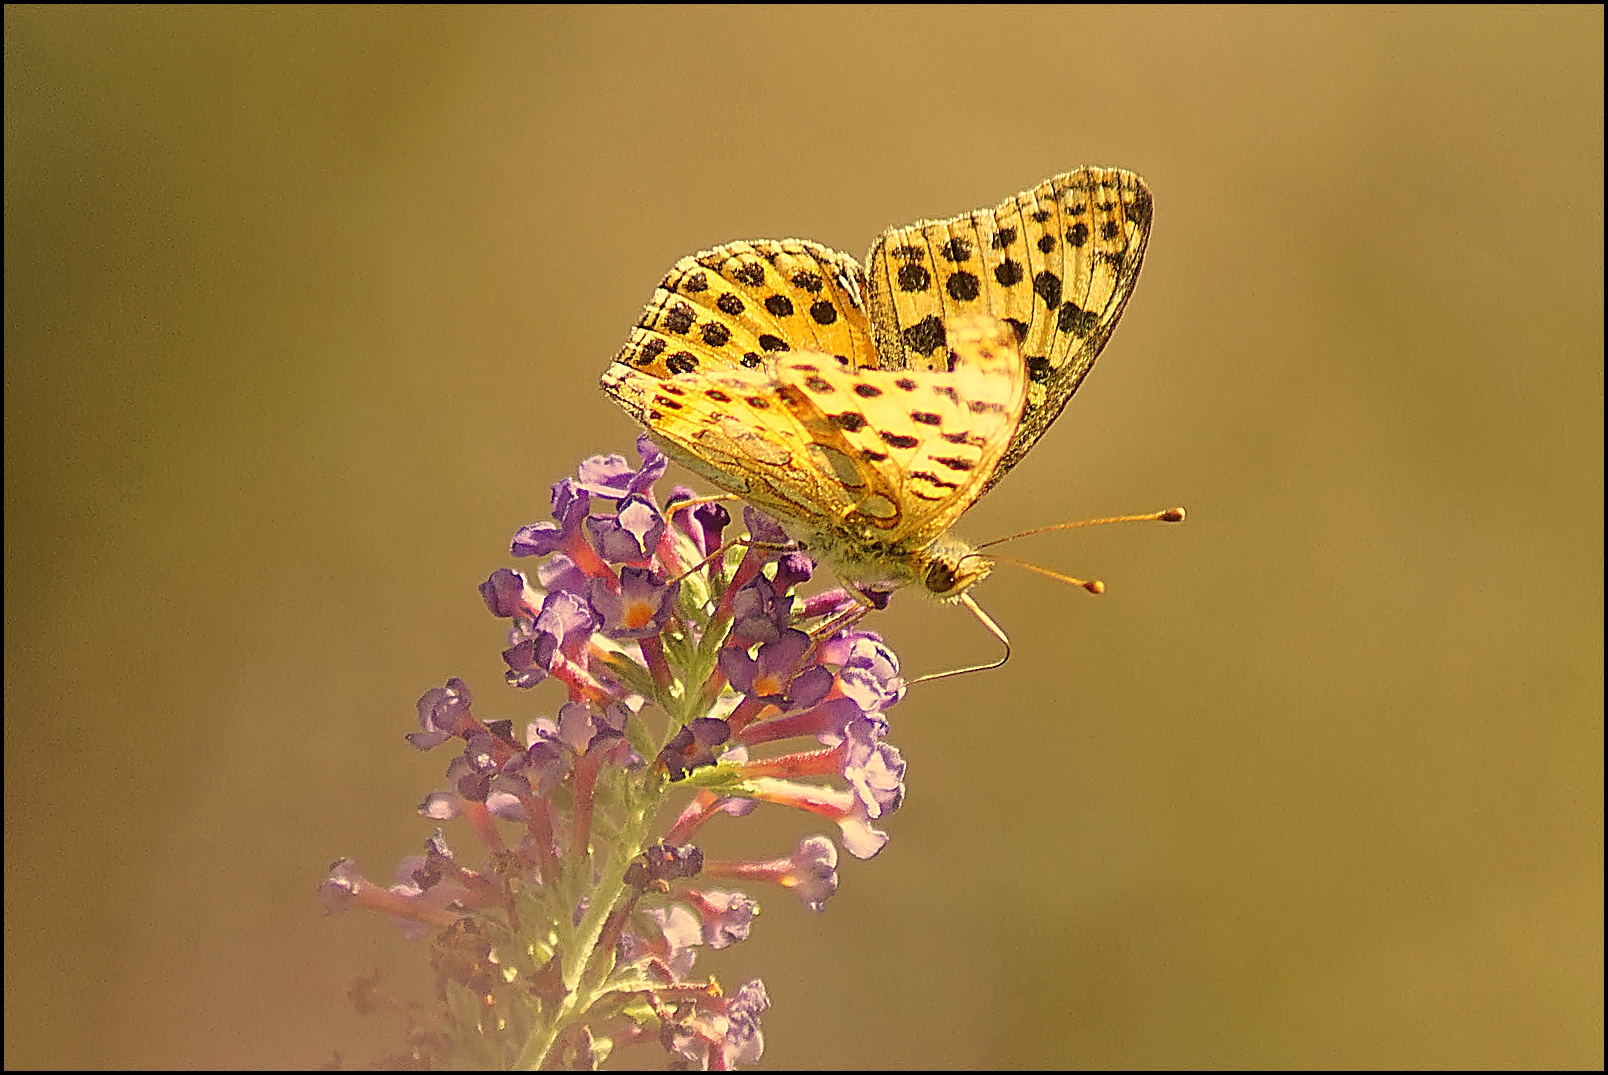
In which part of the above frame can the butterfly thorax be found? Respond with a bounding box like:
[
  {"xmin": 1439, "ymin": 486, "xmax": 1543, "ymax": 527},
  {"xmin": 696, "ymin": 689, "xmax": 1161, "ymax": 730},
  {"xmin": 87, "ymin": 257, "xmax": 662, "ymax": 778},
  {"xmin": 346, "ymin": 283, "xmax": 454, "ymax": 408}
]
[{"xmin": 799, "ymin": 524, "xmax": 993, "ymax": 601}]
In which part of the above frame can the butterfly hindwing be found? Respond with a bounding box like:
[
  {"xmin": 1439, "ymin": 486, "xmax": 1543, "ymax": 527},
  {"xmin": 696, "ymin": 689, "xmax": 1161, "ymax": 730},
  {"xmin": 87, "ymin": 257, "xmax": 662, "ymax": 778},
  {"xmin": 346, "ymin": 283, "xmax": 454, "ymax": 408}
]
[
  {"xmin": 770, "ymin": 315, "xmax": 1026, "ymax": 544},
  {"xmin": 863, "ymin": 166, "xmax": 1151, "ymax": 491},
  {"xmin": 600, "ymin": 356, "xmax": 873, "ymax": 530},
  {"xmin": 601, "ymin": 314, "xmax": 1026, "ymax": 549}
]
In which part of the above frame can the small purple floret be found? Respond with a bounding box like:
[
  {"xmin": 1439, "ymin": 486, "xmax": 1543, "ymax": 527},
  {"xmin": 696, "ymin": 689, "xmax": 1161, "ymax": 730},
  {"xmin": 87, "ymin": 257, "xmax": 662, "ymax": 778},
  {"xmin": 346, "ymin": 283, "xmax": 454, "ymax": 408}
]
[
  {"xmin": 587, "ymin": 566, "xmax": 678, "ymax": 639},
  {"xmin": 585, "ymin": 495, "xmax": 666, "ymax": 563},
  {"xmin": 479, "ymin": 568, "xmax": 531, "ymax": 619},
  {"xmin": 409, "ymin": 678, "xmax": 472, "ymax": 748},
  {"xmin": 692, "ymin": 499, "xmax": 731, "ymax": 557},
  {"xmin": 787, "ymin": 836, "xmax": 838, "ymax": 912},
  {"xmin": 511, "ymin": 480, "xmax": 591, "ymax": 558},
  {"xmin": 573, "ymin": 436, "xmax": 668, "ymax": 500},
  {"xmin": 660, "ymin": 717, "xmax": 731, "ymax": 780},
  {"xmin": 720, "ymin": 628, "xmax": 831, "ymax": 710},
  {"xmin": 728, "ymin": 573, "xmax": 791, "ymax": 646}
]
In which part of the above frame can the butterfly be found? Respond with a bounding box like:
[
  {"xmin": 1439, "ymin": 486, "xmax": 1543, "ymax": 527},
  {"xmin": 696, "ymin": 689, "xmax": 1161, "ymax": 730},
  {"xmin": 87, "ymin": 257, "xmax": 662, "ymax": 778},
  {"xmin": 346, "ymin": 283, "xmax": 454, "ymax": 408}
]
[{"xmin": 600, "ymin": 167, "xmax": 1152, "ymax": 604}]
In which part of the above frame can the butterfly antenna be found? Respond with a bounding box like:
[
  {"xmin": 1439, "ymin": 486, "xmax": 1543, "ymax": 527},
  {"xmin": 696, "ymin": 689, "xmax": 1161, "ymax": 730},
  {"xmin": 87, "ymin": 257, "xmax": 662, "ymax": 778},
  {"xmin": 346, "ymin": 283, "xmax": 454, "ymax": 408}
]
[
  {"xmin": 975, "ymin": 506, "xmax": 1185, "ymax": 551},
  {"xmin": 987, "ymin": 556, "xmax": 1107, "ymax": 594},
  {"xmin": 907, "ymin": 592, "xmax": 1011, "ymax": 686}
]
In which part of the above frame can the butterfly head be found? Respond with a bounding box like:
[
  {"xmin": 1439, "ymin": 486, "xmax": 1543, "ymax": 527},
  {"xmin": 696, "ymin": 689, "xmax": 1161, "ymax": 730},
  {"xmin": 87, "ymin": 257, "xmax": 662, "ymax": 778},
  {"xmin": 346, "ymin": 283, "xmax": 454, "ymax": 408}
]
[{"xmin": 918, "ymin": 534, "xmax": 994, "ymax": 600}]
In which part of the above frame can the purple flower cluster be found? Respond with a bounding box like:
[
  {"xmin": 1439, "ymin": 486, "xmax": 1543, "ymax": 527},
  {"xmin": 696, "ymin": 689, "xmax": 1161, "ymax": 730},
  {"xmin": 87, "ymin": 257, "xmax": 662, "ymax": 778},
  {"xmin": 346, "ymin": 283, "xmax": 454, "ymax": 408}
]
[{"xmin": 320, "ymin": 435, "xmax": 908, "ymax": 1069}]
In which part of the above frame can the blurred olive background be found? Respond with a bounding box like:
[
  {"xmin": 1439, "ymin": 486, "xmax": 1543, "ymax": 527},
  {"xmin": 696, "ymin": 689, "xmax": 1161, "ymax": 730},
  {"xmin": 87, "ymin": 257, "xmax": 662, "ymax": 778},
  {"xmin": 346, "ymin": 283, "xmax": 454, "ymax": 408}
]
[{"xmin": 5, "ymin": 6, "xmax": 1601, "ymax": 1069}]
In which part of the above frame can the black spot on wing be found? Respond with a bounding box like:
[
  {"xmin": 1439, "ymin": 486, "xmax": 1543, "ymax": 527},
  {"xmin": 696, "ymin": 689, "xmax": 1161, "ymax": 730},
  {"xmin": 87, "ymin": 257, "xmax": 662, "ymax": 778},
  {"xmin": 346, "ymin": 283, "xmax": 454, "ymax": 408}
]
[
  {"xmin": 663, "ymin": 303, "xmax": 695, "ymax": 334},
  {"xmin": 635, "ymin": 337, "xmax": 668, "ymax": 367},
  {"xmin": 1126, "ymin": 188, "xmax": 1153, "ymax": 225},
  {"xmin": 1033, "ymin": 271, "xmax": 1062, "ymax": 309},
  {"xmin": 830, "ymin": 411, "xmax": 868, "ymax": 431},
  {"xmin": 910, "ymin": 470, "xmax": 959, "ymax": 491},
  {"xmin": 901, "ymin": 315, "xmax": 946, "ymax": 356},
  {"xmin": 946, "ymin": 271, "xmax": 980, "ymax": 301},
  {"xmin": 897, "ymin": 263, "xmax": 931, "ymax": 292},
  {"xmin": 1057, "ymin": 301, "xmax": 1097, "ymax": 334},
  {"xmin": 777, "ymin": 384, "xmax": 809, "ymax": 409}
]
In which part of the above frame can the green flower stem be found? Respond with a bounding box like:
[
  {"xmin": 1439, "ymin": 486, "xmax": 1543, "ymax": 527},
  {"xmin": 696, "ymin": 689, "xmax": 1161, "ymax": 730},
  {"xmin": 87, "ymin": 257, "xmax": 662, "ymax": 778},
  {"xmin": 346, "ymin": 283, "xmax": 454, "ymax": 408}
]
[{"xmin": 516, "ymin": 779, "xmax": 659, "ymax": 1070}]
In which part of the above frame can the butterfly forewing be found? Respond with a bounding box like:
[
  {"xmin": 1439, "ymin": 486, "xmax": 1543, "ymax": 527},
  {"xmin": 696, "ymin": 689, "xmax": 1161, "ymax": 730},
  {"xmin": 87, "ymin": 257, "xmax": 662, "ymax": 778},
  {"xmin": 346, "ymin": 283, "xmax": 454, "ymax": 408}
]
[
  {"xmin": 863, "ymin": 167, "xmax": 1151, "ymax": 491},
  {"xmin": 615, "ymin": 239, "xmax": 880, "ymax": 378}
]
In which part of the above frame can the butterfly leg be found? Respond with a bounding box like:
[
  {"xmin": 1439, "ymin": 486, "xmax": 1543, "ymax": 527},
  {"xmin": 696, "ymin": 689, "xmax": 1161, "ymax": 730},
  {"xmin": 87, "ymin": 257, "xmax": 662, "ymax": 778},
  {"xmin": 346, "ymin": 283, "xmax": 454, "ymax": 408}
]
[
  {"xmin": 665, "ymin": 493, "xmax": 742, "ymax": 520},
  {"xmin": 904, "ymin": 592, "xmax": 1013, "ymax": 686},
  {"xmin": 802, "ymin": 581, "xmax": 889, "ymax": 645},
  {"xmin": 667, "ymin": 531, "xmax": 801, "ymax": 589}
]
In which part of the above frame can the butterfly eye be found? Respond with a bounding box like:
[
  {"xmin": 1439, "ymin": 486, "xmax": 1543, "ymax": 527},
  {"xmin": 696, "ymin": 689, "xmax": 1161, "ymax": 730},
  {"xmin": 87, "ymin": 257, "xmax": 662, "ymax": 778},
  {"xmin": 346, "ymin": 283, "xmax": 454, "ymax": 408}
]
[{"xmin": 924, "ymin": 561, "xmax": 959, "ymax": 595}]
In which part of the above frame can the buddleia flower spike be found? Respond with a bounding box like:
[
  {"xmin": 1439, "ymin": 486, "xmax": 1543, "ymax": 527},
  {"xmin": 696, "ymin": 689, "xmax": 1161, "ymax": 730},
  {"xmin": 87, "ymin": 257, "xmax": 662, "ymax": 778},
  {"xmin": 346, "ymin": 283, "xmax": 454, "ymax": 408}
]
[{"xmin": 320, "ymin": 436, "xmax": 910, "ymax": 1068}]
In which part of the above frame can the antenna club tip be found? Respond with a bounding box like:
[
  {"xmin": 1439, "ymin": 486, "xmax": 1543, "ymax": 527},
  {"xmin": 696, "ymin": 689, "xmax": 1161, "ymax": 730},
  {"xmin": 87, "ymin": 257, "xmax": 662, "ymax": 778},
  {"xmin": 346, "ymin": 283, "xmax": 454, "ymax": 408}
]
[
  {"xmin": 1083, "ymin": 579, "xmax": 1106, "ymax": 595},
  {"xmin": 1162, "ymin": 507, "xmax": 1186, "ymax": 523}
]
